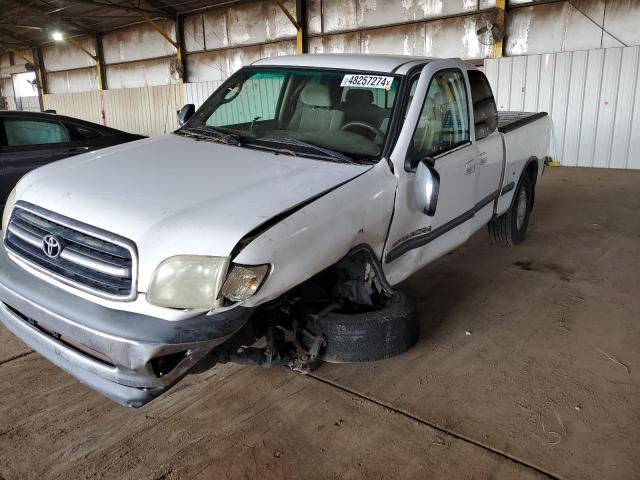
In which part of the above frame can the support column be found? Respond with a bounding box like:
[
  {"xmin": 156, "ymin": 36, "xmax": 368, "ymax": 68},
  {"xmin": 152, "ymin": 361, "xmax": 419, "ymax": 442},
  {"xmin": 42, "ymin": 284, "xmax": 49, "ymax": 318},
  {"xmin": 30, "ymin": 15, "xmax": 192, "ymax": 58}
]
[
  {"xmin": 95, "ymin": 33, "xmax": 107, "ymax": 125},
  {"xmin": 175, "ymin": 16, "xmax": 188, "ymax": 84},
  {"xmin": 139, "ymin": 15, "xmax": 184, "ymax": 105},
  {"xmin": 66, "ymin": 36, "xmax": 106, "ymax": 125},
  {"xmin": 275, "ymin": 0, "xmax": 307, "ymax": 54},
  {"xmin": 295, "ymin": 0, "xmax": 308, "ymax": 54},
  {"xmin": 30, "ymin": 47, "xmax": 47, "ymax": 112},
  {"xmin": 492, "ymin": 0, "xmax": 506, "ymax": 59}
]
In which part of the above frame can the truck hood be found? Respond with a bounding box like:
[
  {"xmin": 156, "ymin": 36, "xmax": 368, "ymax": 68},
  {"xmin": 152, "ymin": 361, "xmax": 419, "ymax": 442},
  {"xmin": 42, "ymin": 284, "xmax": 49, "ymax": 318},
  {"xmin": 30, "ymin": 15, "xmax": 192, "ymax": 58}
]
[{"xmin": 17, "ymin": 134, "xmax": 370, "ymax": 290}]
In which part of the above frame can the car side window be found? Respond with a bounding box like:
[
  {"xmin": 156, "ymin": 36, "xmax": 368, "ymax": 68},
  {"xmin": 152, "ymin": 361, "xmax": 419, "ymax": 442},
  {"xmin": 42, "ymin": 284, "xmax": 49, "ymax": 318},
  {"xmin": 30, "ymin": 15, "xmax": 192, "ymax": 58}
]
[
  {"xmin": 4, "ymin": 119, "xmax": 71, "ymax": 147},
  {"xmin": 407, "ymin": 69, "xmax": 470, "ymax": 166},
  {"xmin": 71, "ymin": 124, "xmax": 105, "ymax": 140},
  {"xmin": 468, "ymin": 70, "xmax": 498, "ymax": 140}
]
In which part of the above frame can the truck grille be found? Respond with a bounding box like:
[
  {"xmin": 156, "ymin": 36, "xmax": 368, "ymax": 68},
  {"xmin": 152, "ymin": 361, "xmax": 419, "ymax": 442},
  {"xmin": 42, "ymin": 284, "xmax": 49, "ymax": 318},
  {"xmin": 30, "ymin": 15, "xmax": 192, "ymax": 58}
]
[{"xmin": 4, "ymin": 202, "xmax": 137, "ymax": 301}]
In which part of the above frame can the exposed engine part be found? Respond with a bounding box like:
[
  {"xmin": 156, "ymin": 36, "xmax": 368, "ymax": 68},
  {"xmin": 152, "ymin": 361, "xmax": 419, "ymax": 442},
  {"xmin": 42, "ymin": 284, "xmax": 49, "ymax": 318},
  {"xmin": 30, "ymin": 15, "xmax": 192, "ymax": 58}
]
[
  {"xmin": 201, "ymin": 248, "xmax": 390, "ymax": 373},
  {"xmin": 289, "ymin": 325, "xmax": 326, "ymax": 374}
]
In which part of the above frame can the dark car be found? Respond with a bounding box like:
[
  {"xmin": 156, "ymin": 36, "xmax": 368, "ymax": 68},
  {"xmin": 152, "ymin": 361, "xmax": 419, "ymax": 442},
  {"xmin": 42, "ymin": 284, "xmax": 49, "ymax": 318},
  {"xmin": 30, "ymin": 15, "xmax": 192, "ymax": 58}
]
[{"xmin": 0, "ymin": 110, "xmax": 144, "ymax": 206}]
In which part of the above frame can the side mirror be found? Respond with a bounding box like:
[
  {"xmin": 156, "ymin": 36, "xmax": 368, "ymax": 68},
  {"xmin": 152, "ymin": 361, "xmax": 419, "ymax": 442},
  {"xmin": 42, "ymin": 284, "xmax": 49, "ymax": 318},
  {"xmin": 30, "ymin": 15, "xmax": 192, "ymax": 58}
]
[
  {"xmin": 177, "ymin": 104, "xmax": 195, "ymax": 126},
  {"xmin": 414, "ymin": 158, "xmax": 439, "ymax": 216}
]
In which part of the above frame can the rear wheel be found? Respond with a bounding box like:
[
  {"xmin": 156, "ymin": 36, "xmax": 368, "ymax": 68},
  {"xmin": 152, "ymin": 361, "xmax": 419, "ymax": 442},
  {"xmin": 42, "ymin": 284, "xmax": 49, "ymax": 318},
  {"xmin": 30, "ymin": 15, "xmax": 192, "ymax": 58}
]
[
  {"xmin": 304, "ymin": 291, "xmax": 418, "ymax": 363},
  {"xmin": 488, "ymin": 174, "xmax": 533, "ymax": 246}
]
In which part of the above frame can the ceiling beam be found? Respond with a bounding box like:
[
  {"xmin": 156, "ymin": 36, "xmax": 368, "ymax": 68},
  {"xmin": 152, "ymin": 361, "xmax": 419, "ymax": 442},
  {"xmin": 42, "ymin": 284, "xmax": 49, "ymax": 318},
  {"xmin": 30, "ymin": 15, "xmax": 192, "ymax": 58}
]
[
  {"xmin": 5, "ymin": 0, "xmax": 98, "ymax": 36},
  {"xmin": 0, "ymin": 23, "xmax": 45, "ymax": 31},
  {"xmin": 0, "ymin": 24, "xmax": 38, "ymax": 44},
  {"xmin": 16, "ymin": 14, "xmax": 145, "ymax": 19},
  {"xmin": 66, "ymin": 0, "xmax": 173, "ymax": 19},
  {"xmin": 139, "ymin": 0, "xmax": 178, "ymax": 18}
]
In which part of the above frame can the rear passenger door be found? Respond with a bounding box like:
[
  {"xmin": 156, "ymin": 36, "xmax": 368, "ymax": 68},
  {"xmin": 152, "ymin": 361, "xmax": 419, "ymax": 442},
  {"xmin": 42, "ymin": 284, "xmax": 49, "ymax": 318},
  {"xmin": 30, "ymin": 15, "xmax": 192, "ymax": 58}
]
[{"xmin": 467, "ymin": 70, "xmax": 502, "ymax": 226}]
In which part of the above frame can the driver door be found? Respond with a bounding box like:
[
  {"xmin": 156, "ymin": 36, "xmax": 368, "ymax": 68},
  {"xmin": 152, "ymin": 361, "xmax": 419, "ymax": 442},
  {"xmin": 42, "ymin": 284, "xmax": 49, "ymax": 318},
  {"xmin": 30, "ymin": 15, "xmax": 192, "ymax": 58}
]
[{"xmin": 383, "ymin": 60, "xmax": 481, "ymax": 285}]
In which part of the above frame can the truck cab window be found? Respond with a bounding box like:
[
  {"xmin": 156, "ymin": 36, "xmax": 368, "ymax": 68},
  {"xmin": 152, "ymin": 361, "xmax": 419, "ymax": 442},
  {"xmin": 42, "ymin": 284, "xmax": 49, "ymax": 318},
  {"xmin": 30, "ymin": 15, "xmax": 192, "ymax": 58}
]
[
  {"xmin": 189, "ymin": 68, "xmax": 401, "ymax": 162},
  {"xmin": 468, "ymin": 70, "xmax": 498, "ymax": 141},
  {"xmin": 206, "ymin": 72, "xmax": 286, "ymax": 127},
  {"xmin": 408, "ymin": 70, "xmax": 469, "ymax": 165}
]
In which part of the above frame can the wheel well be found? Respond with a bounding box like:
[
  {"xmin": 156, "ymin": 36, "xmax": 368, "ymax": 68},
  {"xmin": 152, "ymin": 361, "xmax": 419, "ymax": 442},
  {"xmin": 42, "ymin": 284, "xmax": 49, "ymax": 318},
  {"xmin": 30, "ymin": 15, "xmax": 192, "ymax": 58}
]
[
  {"xmin": 518, "ymin": 157, "xmax": 538, "ymax": 207},
  {"xmin": 526, "ymin": 157, "xmax": 539, "ymax": 186}
]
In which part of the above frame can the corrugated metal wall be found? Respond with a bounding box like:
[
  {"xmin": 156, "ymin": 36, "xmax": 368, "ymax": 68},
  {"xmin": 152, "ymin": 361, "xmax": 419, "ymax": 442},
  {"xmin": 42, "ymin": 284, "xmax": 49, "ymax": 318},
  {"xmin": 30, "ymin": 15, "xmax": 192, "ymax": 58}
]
[
  {"xmin": 43, "ymin": 77, "xmax": 279, "ymax": 137},
  {"xmin": 485, "ymin": 46, "xmax": 640, "ymax": 170},
  {"xmin": 17, "ymin": 97, "xmax": 40, "ymax": 112},
  {"xmin": 42, "ymin": 91, "xmax": 101, "ymax": 124},
  {"xmin": 103, "ymin": 85, "xmax": 181, "ymax": 136},
  {"xmin": 183, "ymin": 81, "xmax": 220, "ymax": 109},
  {"xmin": 42, "ymin": 87, "xmax": 180, "ymax": 136}
]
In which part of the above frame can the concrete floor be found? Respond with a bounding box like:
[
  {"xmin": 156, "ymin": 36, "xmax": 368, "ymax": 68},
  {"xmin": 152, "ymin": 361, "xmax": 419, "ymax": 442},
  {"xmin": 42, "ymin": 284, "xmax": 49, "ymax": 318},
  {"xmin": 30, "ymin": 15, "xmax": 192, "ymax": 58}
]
[{"xmin": 1, "ymin": 167, "xmax": 639, "ymax": 480}]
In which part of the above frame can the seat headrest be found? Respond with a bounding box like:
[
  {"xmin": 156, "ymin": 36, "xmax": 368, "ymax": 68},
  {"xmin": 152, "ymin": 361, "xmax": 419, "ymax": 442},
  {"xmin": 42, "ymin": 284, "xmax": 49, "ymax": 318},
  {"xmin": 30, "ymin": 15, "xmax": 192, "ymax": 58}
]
[
  {"xmin": 301, "ymin": 82, "xmax": 332, "ymax": 108},
  {"xmin": 345, "ymin": 89, "xmax": 374, "ymax": 105},
  {"xmin": 432, "ymin": 91, "xmax": 446, "ymax": 107},
  {"xmin": 425, "ymin": 97, "xmax": 436, "ymax": 111}
]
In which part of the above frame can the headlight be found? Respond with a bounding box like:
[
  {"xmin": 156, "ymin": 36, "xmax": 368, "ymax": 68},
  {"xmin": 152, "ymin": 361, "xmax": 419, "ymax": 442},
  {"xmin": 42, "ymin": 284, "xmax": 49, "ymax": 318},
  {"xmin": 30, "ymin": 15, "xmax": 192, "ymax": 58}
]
[
  {"xmin": 2, "ymin": 187, "xmax": 17, "ymax": 231},
  {"xmin": 220, "ymin": 264, "xmax": 269, "ymax": 302},
  {"xmin": 147, "ymin": 255, "xmax": 230, "ymax": 309}
]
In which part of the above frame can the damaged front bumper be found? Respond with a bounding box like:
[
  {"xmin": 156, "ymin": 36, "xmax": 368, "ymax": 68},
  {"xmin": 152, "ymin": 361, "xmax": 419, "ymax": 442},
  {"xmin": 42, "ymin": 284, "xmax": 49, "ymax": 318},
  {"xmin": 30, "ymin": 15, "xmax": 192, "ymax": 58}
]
[{"xmin": 0, "ymin": 245, "xmax": 252, "ymax": 407}]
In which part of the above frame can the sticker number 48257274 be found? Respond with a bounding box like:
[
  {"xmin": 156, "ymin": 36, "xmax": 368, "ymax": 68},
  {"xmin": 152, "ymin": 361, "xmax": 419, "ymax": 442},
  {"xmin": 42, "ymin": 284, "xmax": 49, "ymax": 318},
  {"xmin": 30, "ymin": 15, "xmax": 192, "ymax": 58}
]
[{"xmin": 340, "ymin": 74, "xmax": 394, "ymax": 90}]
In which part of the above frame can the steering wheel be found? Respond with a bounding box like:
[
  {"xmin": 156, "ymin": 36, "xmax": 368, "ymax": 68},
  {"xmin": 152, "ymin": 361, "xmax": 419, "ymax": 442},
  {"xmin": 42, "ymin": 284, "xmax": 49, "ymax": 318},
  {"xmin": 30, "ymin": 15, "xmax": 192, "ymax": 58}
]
[{"xmin": 340, "ymin": 121, "xmax": 385, "ymax": 143}]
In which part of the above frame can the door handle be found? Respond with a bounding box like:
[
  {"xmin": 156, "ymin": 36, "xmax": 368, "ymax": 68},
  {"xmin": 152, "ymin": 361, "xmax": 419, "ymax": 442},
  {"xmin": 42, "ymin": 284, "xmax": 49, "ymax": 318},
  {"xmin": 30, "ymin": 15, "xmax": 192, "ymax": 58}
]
[{"xmin": 478, "ymin": 152, "xmax": 488, "ymax": 164}]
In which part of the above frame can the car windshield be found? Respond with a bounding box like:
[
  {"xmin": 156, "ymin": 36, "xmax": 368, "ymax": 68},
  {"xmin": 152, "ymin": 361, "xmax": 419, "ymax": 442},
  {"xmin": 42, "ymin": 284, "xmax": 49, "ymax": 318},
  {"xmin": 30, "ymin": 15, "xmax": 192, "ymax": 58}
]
[{"xmin": 182, "ymin": 67, "xmax": 401, "ymax": 163}]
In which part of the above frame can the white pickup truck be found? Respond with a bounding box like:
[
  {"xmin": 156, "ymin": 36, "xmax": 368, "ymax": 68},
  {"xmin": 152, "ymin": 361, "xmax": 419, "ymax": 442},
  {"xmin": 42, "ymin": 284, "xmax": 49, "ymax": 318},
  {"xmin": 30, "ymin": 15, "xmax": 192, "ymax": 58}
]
[{"xmin": 0, "ymin": 55, "xmax": 551, "ymax": 407}]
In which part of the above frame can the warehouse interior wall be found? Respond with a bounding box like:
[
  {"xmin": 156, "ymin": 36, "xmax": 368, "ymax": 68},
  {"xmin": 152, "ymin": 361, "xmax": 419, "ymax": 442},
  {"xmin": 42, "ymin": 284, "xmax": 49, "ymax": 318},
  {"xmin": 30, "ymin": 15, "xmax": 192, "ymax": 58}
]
[
  {"xmin": 486, "ymin": 46, "xmax": 640, "ymax": 170},
  {"xmin": 2, "ymin": 0, "xmax": 640, "ymax": 160}
]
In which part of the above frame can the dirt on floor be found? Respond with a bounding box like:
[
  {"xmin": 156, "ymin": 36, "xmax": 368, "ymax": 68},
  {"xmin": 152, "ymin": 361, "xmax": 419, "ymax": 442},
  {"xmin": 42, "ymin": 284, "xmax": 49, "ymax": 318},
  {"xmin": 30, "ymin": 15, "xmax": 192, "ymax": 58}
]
[{"xmin": 1, "ymin": 167, "xmax": 639, "ymax": 480}]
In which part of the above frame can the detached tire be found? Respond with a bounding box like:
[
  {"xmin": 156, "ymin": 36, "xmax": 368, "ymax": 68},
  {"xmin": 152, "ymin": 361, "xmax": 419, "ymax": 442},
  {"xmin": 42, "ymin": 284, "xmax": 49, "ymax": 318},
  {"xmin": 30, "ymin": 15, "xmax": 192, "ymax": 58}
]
[
  {"xmin": 488, "ymin": 174, "xmax": 533, "ymax": 246},
  {"xmin": 307, "ymin": 291, "xmax": 418, "ymax": 363}
]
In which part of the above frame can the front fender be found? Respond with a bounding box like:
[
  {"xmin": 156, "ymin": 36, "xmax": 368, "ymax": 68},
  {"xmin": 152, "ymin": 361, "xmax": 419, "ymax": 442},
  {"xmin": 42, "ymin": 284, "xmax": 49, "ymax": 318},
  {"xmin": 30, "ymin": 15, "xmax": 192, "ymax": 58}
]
[{"xmin": 234, "ymin": 161, "xmax": 397, "ymax": 308}]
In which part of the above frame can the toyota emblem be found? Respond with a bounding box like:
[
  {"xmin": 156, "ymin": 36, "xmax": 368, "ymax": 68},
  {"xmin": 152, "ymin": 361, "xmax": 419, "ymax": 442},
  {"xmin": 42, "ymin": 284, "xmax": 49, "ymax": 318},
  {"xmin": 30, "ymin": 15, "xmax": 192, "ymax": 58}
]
[{"xmin": 42, "ymin": 235, "xmax": 63, "ymax": 259}]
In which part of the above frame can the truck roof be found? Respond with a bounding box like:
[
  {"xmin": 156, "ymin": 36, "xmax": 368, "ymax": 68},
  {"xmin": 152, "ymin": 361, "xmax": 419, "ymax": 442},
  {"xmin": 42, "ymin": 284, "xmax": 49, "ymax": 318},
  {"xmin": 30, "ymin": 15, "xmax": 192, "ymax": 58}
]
[{"xmin": 252, "ymin": 53, "xmax": 435, "ymax": 75}]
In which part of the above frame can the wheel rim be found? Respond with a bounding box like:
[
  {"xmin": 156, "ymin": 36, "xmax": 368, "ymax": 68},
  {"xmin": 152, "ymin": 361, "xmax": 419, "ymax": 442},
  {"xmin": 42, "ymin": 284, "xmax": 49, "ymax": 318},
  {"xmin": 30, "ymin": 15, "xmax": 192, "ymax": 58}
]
[{"xmin": 516, "ymin": 188, "xmax": 527, "ymax": 230}]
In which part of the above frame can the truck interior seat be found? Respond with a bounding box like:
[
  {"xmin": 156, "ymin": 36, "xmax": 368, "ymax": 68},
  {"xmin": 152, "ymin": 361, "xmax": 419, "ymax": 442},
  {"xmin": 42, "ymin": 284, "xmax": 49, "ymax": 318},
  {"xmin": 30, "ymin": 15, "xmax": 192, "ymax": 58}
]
[
  {"xmin": 379, "ymin": 117, "xmax": 389, "ymax": 134},
  {"xmin": 415, "ymin": 97, "xmax": 441, "ymax": 154},
  {"xmin": 288, "ymin": 81, "xmax": 345, "ymax": 133},
  {"xmin": 338, "ymin": 89, "xmax": 384, "ymax": 126}
]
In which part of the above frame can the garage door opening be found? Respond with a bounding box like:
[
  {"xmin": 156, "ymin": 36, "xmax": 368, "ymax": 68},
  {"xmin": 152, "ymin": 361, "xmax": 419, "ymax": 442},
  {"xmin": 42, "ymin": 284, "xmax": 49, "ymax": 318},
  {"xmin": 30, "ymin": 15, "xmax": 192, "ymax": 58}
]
[{"xmin": 12, "ymin": 71, "xmax": 39, "ymax": 112}]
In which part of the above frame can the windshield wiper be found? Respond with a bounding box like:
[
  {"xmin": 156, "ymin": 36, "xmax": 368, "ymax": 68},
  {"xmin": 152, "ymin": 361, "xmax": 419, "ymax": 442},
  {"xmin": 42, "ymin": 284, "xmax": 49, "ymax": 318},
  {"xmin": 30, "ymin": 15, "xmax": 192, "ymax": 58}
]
[
  {"xmin": 180, "ymin": 126, "xmax": 242, "ymax": 146},
  {"xmin": 255, "ymin": 136, "xmax": 355, "ymax": 163}
]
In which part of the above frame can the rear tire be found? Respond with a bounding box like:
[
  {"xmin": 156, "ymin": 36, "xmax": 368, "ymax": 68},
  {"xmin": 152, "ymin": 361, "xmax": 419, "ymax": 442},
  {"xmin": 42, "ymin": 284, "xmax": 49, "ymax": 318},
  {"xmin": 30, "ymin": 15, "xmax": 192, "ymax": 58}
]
[
  {"xmin": 305, "ymin": 291, "xmax": 418, "ymax": 363},
  {"xmin": 488, "ymin": 174, "xmax": 533, "ymax": 246}
]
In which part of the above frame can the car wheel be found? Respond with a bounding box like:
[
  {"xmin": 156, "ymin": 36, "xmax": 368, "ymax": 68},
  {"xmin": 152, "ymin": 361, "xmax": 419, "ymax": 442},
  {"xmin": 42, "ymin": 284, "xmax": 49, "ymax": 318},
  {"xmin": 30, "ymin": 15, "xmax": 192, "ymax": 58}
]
[
  {"xmin": 305, "ymin": 291, "xmax": 418, "ymax": 363},
  {"xmin": 488, "ymin": 174, "xmax": 533, "ymax": 246}
]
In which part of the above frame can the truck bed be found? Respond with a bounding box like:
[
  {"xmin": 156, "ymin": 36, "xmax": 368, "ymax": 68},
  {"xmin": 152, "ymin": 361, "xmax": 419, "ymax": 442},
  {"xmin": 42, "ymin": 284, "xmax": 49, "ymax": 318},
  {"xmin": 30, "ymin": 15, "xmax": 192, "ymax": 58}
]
[{"xmin": 498, "ymin": 111, "xmax": 548, "ymax": 133}]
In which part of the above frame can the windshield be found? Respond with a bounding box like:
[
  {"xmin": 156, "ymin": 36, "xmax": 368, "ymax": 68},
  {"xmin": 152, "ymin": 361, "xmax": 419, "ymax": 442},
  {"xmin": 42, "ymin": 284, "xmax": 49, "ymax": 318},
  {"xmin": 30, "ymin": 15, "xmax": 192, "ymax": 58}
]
[{"xmin": 183, "ymin": 67, "xmax": 401, "ymax": 163}]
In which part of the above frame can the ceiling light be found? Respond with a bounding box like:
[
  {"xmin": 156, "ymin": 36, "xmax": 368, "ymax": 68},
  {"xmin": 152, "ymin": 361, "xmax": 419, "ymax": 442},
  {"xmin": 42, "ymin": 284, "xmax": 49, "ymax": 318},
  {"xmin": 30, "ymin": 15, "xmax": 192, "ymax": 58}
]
[{"xmin": 51, "ymin": 31, "xmax": 64, "ymax": 42}]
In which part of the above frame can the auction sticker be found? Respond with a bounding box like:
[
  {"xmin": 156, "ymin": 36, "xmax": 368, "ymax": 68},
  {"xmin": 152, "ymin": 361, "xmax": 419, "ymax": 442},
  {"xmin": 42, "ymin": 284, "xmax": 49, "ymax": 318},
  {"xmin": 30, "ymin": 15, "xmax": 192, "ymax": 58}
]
[{"xmin": 341, "ymin": 74, "xmax": 394, "ymax": 90}]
